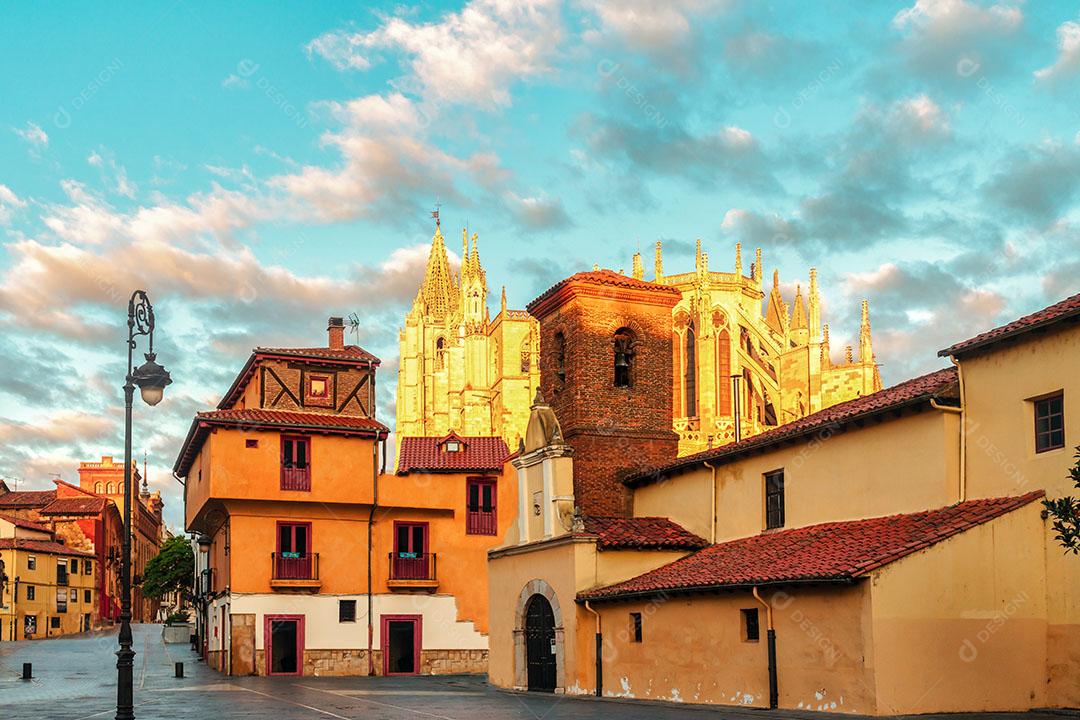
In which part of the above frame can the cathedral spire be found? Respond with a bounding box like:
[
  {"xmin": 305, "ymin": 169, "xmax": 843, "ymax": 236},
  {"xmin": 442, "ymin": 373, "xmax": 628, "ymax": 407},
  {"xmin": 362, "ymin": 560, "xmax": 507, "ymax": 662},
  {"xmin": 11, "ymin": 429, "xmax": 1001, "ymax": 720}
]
[
  {"xmin": 753, "ymin": 248, "xmax": 763, "ymax": 285},
  {"xmin": 418, "ymin": 221, "xmax": 458, "ymax": 320},
  {"xmin": 859, "ymin": 299, "xmax": 874, "ymax": 363},
  {"xmin": 808, "ymin": 267, "xmax": 821, "ymax": 342},
  {"xmin": 632, "ymin": 252, "xmax": 644, "ymax": 280},
  {"xmin": 765, "ymin": 268, "xmax": 787, "ymax": 335},
  {"xmin": 791, "ymin": 284, "xmax": 808, "ymax": 330}
]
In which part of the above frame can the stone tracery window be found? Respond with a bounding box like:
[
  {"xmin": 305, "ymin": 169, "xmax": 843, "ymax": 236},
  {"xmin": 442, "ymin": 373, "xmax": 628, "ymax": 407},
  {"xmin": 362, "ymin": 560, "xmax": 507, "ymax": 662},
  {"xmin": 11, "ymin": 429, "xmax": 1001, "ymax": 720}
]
[{"xmin": 435, "ymin": 336, "xmax": 446, "ymax": 370}]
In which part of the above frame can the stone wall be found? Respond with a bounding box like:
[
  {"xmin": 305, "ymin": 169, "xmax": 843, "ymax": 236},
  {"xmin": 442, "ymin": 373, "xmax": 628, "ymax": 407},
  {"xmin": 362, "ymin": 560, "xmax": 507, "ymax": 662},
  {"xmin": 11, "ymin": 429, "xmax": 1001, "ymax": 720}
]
[{"xmin": 250, "ymin": 648, "xmax": 488, "ymax": 676}]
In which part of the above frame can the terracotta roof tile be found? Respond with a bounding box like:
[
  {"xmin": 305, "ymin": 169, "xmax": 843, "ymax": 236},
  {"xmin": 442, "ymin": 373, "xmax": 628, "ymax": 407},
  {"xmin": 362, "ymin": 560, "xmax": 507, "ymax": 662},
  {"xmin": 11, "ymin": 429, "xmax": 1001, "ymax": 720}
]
[
  {"xmin": 255, "ymin": 345, "xmax": 381, "ymax": 364},
  {"xmin": 39, "ymin": 496, "xmax": 109, "ymax": 515},
  {"xmin": 0, "ymin": 514, "xmax": 52, "ymax": 532},
  {"xmin": 528, "ymin": 269, "xmax": 680, "ymax": 314},
  {"xmin": 582, "ymin": 516, "xmax": 709, "ymax": 550},
  {"xmin": 397, "ymin": 433, "xmax": 510, "ymax": 473},
  {"xmin": 939, "ymin": 292, "xmax": 1080, "ymax": 357},
  {"xmin": 626, "ymin": 367, "xmax": 958, "ymax": 487},
  {"xmin": 0, "ymin": 490, "xmax": 57, "ymax": 508},
  {"xmin": 0, "ymin": 538, "xmax": 94, "ymax": 557},
  {"xmin": 579, "ymin": 492, "xmax": 1044, "ymax": 601}
]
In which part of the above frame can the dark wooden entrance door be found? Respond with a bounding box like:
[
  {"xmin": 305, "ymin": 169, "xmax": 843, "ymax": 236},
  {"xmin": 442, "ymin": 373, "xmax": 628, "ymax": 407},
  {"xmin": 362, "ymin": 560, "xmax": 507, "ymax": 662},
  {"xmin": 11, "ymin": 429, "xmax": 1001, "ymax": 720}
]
[
  {"xmin": 266, "ymin": 615, "xmax": 303, "ymax": 675},
  {"xmin": 381, "ymin": 615, "xmax": 422, "ymax": 675},
  {"xmin": 525, "ymin": 594, "xmax": 556, "ymax": 692}
]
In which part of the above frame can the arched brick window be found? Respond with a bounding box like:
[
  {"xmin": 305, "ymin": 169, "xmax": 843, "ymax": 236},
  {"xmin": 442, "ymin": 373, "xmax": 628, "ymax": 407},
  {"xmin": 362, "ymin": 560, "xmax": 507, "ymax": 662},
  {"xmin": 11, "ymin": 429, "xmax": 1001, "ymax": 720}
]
[{"xmin": 613, "ymin": 328, "xmax": 635, "ymax": 388}]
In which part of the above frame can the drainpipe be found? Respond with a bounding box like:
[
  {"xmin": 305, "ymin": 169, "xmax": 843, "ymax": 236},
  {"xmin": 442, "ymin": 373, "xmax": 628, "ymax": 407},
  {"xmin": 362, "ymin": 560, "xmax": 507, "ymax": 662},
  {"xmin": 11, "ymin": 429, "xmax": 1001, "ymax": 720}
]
[
  {"xmin": 367, "ymin": 434, "xmax": 380, "ymax": 676},
  {"xmin": 584, "ymin": 601, "xmax": 602, "ymax": 697},
  {"xmin": 752, "ymin": 587, "xmax": 778, "ymax": 709},
  {"xmin": 948, "ymin": 355, "xmax": 966, "ymax": 502},
  {"xmin": 704, "ymin": 461, "xmax": 718, "ymax": 543}
]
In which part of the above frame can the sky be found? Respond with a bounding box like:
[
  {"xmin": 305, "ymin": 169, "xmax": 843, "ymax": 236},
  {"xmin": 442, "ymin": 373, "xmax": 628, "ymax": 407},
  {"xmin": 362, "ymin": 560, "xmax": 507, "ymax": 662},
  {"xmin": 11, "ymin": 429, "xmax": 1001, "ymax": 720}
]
[{"xmin": 1, "ymin": 0, "xmax": 1079, "ymax": 531}]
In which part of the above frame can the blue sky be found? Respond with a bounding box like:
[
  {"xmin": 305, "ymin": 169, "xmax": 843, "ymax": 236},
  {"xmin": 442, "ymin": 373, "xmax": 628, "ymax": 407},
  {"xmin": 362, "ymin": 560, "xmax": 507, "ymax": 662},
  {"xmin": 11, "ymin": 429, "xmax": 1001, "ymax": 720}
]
[{"xmin": 1, "ymin": 0, "xmax": 1079, "ymax": 529}]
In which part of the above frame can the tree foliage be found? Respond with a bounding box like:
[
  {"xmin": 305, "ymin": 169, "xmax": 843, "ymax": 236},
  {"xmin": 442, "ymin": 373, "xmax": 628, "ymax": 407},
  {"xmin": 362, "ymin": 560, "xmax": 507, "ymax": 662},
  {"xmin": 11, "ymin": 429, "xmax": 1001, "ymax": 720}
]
[
  {"xmin": 1043, "ymin": 446, "xmax": 1080, "ymax": 554},
  {"xmin": 142, "ymin": 536, "xmax": 195, "ymax": 599}
]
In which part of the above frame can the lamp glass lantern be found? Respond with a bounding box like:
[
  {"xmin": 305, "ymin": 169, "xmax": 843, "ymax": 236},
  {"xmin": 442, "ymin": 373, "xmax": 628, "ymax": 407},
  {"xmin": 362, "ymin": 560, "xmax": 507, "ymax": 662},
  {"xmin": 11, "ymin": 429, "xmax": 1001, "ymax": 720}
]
[{"xmin": 132, "ymin": 353, "xmax": 172, "ymax": 406}]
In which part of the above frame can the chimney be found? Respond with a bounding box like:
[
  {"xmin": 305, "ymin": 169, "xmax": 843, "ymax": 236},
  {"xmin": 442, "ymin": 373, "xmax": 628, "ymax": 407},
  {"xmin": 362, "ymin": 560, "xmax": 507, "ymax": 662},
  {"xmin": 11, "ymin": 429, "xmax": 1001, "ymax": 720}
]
[{"xmin": 328, "ymin": 316, "xmax": 345, "ymax": 350}]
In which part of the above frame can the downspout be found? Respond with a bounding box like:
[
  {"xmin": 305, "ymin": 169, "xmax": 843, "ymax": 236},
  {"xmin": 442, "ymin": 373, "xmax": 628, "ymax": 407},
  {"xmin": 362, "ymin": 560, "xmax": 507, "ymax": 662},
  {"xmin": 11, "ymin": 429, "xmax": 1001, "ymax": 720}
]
[
  {"xmin": 752, "ymin": 587, "xmax": 778, "ymax": 709},
  {"xmin": 367, "ymin": 434, "xmax": 380, "ymax": 675},
  {"xmin": 584, "ymin": 601, "xmax": 602, "ymax": 697},
  {"xmin": 932, "ymin": 355, "xmax": 966, "ymax": 502},
  {"xmin": 704, "ymin": 461, "xmax": 718, "ymax": 543}
]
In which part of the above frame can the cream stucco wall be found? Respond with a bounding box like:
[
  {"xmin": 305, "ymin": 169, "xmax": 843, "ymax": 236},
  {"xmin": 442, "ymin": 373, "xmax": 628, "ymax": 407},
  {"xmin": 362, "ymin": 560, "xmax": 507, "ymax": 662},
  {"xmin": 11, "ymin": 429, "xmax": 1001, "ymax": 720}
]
[
  {"xmin": 634, "ymin": 409, "xmax": 960, "ymax": 542},
  {"xmin": 951, "ymin": 324, "xmax": 1080, "ymax": 708}
]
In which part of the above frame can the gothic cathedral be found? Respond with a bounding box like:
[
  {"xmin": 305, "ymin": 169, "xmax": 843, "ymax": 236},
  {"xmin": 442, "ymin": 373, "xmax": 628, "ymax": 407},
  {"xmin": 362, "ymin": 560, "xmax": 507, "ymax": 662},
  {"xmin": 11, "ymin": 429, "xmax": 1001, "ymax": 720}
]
[
  {"xmin": 397, "ymin": 223, "xmax": 881, "ymax": 458},
  {"xmin": 396, "ymin": 220, "xmax": 540, "ymax": 451}
]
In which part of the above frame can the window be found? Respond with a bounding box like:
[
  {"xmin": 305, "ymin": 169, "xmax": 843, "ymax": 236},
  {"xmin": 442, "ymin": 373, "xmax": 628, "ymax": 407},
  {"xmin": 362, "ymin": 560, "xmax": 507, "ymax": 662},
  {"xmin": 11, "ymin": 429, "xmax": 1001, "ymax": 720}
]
[
  {"xmin": 27, "ymin": 556, "xmax": 36, "ymax": 571},
  {"xmin": 246, "ymin": 438, "xmax": 259, "ymax": 449},
  {"xmin": 445, "ymin": 440, "xmax": 461, "ymax": 452},
  {"xmin": 684, "ymin": 321, "xmax": 697, "ymax": 417},
  {"xmin": 554, "ymin": 332, "xmax": 566, "ymax": 384},
  {"xmin": 70, "ymin": 589, "xmax": 77, "ymax": 602},
  {"xmin": 70, "ymin": 559, "xmax": 78, "ymax": 573},
  {"xmin": 57, "ymin": 590, "xmax": 67, "ymax": 613},
  {"xmin": 630, "ymin": 612, "xmax": 643, "ymax": 643},
  {"xmin": 84, "ymin": 559, "xmax": 93, "ymax": 575},
  {"xmin": 107, "ymin": 483, "xmax": 115, "ymax": 494},
  {"xmin": 741, "ymin": 608, "xmax": 760, "ymax": 642},
  {"xmin": 50, "ymin": 617, "xmax": 60, "ymax": 629},
  {"xmin": 613, "ymin": 328, "xmax": 635, "ymax": 388},
  {"xmin": 392, "ymin": 522, "xmax": 430, "ymax": 580},
  {"xmin": 95, "ymin": 482, "xmax": 103, "ymax": 493},
  {"xmin": 56, "ymin": 561, "xmax": 68, "ymax": 586},
  {"xmin": 339, "ymin": 600, "xmax": 357, "ymax": 623},
  {"xmin": 309, "ymin": 376, "xmax": 328, "ymax": 398},
  {"xmin": 25, "ymin": 585, "xmax": 35, "ymax": 601},
  {"xmin": 765, "ymin": 470, "xmax": 785, "ymax": 529},
  {"xmin": 281, "ymin": 436, "xmax": 311, "ymax": 491},
  {"xmin": 1035, "ymin": 393, "xmax": 1065, "ymax": 453},
  {"xmin": 466, "ymin": 478, "xmax": 497, "ymax": 535},
  {"xmin": 435, "ymin": 337, "xmax": 447, "ymax": 370},
  {"xmin": 275, "ymin": 522, "xmax": 313, "ymax": 580},
  {"xmin": 84, "ymin": 589, "xmax": 92, "ymax": 603}
]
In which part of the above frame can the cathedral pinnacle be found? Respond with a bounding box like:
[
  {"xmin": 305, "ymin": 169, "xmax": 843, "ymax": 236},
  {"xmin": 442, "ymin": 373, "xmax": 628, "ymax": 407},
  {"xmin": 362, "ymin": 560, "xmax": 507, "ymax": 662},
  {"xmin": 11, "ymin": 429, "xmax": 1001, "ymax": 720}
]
[
  {"xmin": 735, "ymin": 243, "xmax": 743, "ymax": 276},
  {"xmin": 417, "ymin": 220, "xmax": 458, "ymax": 320},
  {"xmin": 859, "ymin": 299, "xmax": 874, "ymax": 363},
  {"xmin": 808, "ymin": 268, "xmax": 821, "ymax": 341},
  {"xmin": 655, "ymin": 241, "xmax": 664, "ymax": 281},
  {"xmin": 632, "ymin": 252, "xmax": 644, "ymax": 280}
]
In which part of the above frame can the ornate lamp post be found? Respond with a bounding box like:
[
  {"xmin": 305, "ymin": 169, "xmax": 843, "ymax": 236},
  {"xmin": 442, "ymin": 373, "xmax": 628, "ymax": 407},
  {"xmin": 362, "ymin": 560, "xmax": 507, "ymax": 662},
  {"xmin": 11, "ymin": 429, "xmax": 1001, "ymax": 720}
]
[{"xmin": 117, "ymin": 290, "xmax": 171, "ymax": 720}]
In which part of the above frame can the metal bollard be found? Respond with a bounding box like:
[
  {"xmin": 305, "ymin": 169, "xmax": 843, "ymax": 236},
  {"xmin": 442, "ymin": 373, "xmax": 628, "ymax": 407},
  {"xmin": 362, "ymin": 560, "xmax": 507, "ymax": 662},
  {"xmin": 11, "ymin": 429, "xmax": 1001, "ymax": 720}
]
[
  {"xmin": 175, "ymin": 662, "xmax": 184, "ymax": 678},
  {"xmin": 22, "ymin": 663, "xmax": 32, "ymax": 680}
]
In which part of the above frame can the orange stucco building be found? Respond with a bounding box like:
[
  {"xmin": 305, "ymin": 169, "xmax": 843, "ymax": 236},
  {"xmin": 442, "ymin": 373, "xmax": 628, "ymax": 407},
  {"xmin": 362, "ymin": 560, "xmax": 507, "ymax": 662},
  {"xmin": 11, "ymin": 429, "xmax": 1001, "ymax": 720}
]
[
  {"xmin": 487, "ymin": 279, "xmax": 1080, "ymax": 714},
  {"xmin": 176, "ymin": 317, "xmax": 516, "ymax": 676}
]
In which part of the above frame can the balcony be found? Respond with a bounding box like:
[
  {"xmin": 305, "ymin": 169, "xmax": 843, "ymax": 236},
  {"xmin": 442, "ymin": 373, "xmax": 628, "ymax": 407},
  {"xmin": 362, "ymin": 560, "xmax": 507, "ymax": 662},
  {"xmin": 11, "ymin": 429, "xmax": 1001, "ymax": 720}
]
[
  {"xmin": 270, "ymin": 552, "xmax": 321, "ymax": 590},
  {"xmin": 387, "ymin": 552, "xmax": 438, "ymax": 592}
]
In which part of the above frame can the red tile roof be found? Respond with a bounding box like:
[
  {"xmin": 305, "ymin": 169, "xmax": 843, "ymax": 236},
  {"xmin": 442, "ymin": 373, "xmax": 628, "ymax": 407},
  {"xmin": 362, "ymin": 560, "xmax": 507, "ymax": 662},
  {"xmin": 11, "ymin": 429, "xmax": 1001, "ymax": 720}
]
[
  {"xmin": 626, "ymin": 367, "xmax": 959, "ymax": 487},
  {"xmin": 174, "ymin": 409, "xmax": 390, "ymax": 476},
  {"xmin": 255, "ymin": 345, "xmax": 381, "ymax": 364},
  {"xmin": 0, "ymin": 514, "xmax": 52, "ymax": 533},
  {"xmin": 39, "ymin": 496, "xmax": 109, "ymax": 516},
  {"xmin": 582, "ymin": 516, "xmax": 709, "ymax": 551},
  {"xmin": 0, "ymin": 538, "xmax": 94, "ymax": 557},
  {"xmin": 0, "ymin": 489, "xmax": 57, "ymax": 508},
  {"xmin": 528, "ymin": 269, "xmax": 681, "ymax": 315},
  {"xmin": 939, "ymin": 292, "xmax": 1080, "ymax": 358},
  {"xmin": 579, "ymin": 492, "xmax": 1044, "ymax": 602},
  {"xmin": 397, "ymin": 433, "xmax": 511, "ymax": 474}
]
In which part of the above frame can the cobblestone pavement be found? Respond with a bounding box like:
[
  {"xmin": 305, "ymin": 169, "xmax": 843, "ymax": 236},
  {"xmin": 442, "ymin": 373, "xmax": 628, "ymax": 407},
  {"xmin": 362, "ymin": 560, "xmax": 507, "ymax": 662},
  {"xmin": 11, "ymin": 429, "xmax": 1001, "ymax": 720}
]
[{"xmin": 2, "ymin": 625, "xmax": 1077, "ymax": 720}]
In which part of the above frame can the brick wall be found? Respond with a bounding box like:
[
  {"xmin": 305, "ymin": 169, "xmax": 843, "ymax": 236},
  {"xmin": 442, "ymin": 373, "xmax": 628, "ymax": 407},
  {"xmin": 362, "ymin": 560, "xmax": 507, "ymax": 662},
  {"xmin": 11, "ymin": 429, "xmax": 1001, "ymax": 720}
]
[{"xmin": 534, "ymin": 278, "xmax": 680, "ymax": 516}]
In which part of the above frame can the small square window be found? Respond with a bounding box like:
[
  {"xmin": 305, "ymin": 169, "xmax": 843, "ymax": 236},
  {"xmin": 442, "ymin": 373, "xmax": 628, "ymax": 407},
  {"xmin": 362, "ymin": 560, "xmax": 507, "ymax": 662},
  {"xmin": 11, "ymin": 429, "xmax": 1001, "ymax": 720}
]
[
  {"xmin": 1034, "ymin": 393, "xmax": 1065, "ymax": 453},
  {"xmin": 339, "ymin": 599, "xmax": 357, "ymax": 623},
  {"xmin": 246, "ymin": 439, "xmax": 259, "ymax": 449},
  {"xmin": 629, "ymin": 612, "xmax": 643, "ymax": 643},
  {"xmin": 25, "ymin": 585, "xmax": 35, "ymax": 601},
  {"xmin": 445, "ymin": 440, "xmax": 461, "ymax": 452},
  {"xmin": 741, "ymin": 608, "xmax": 760, "ymax": 642},
  {"xmin": 310, "ymin": 377, "xmax": 328, "ymax": 398},
  {"xmin": 27, "ymin": 556, "xmax": 36, "ymax": 571},
  {"xmin": 50, "ymin": 617, "xmax": 60, "ymax": 629}
]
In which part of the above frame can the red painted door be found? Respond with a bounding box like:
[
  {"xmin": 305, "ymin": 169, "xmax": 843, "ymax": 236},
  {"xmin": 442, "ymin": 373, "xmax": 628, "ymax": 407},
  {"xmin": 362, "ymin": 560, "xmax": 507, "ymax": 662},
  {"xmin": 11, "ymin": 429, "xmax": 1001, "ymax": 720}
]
[{"xmin": 393, "ymin": 522, "xmax": 428, "ymax": 580}]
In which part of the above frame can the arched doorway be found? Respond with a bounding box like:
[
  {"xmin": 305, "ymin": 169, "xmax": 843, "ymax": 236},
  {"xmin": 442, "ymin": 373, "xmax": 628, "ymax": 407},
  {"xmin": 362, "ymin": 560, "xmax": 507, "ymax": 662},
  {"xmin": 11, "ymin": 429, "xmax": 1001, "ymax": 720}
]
[{"xmin": 524, "ymin": 594, "xmax": 556, "ymax": 692}]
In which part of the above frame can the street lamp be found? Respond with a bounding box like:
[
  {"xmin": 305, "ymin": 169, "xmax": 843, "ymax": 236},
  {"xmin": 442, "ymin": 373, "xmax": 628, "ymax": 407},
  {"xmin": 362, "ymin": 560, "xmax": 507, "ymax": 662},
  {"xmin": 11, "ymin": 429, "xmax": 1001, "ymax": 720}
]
[{"xmin": 117, "ymin": 290, "xmax": 171, "ymax": 720}]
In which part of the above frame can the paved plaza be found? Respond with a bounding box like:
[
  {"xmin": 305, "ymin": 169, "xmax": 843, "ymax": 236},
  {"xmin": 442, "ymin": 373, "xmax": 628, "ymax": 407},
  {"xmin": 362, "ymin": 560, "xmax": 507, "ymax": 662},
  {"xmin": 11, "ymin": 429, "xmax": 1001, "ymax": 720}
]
[{"xmin": 0, "ymin": 625, "xmax": 1076, "ymax": 720}]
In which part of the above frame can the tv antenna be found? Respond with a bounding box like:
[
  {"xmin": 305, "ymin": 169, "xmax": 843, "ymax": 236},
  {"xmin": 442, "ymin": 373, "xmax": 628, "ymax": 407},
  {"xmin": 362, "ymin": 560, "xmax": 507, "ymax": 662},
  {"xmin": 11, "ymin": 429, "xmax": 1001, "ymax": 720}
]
[{"xmin": 347, "ymin": 313, "xmax": 361, "ymax": 344}]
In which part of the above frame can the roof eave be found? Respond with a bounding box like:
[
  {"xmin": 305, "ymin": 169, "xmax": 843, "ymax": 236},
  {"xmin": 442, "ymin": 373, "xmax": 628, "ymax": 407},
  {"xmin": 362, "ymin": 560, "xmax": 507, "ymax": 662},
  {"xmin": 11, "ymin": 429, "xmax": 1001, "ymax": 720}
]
[
  {"xmin": 577, "ymin": 576, "xmax": 859, "ymax": 604},
  {"xmin": 938, "ymin": 308, "xmax": 1080, "ymax": 358}
]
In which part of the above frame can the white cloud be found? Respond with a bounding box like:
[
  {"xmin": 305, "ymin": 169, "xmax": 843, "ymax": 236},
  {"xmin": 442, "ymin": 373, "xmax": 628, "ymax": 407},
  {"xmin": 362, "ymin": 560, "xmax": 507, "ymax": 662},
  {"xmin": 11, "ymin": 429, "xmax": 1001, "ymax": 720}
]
[
  {"xmin": 1034, "ymin": 18, "xmax": 1080, "ymax": 84},
  {"xmin": 892, "ymin": 94, "xmax": 950, "ymax": 135},
  {"xmin": 221, "ymin": 73, "xmax": 250, "ymax": 90},
  {"xmin": 581, "ymin": 0, "xmax": 727, "ymax": 52},
  {"xmin": 893, "ymin": 0, "xmax": 1022, "ymax": 33},
  {"xmin": 307, "ymin": 0, "xmax": 562, "ymax": 109},
  {"xmin": 0, "ymin": 184, "xmax": 27, "ymax": 224},
  {"xmin": 88, "ymin": 149, "xmax": 137, "ymax": 199},
  {"xmin": 14, "ymin": 121, "xmax": 48, "ymax": 147}
]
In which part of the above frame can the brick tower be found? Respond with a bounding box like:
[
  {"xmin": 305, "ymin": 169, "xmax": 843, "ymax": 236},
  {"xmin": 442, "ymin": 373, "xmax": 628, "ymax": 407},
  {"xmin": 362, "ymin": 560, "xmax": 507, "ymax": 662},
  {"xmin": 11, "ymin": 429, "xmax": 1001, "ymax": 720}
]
[{"xmin": 527, "ymin": 270, "xmax": 681, "ymax": 516}]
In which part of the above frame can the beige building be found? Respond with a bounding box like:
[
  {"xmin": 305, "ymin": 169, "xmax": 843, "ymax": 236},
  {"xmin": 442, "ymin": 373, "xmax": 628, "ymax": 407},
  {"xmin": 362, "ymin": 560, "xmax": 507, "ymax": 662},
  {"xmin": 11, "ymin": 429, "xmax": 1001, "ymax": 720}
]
[
  {"xmin": 487, "ymin": 289, "xmax": 1080, "ymax": 714},
  {"xmin": 640, "ymin": 241, "xmax": 881, "ymax": 453},
  {"xmin": 396, "ymin": 219, "xmax": 539, "ymax": 453}
]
